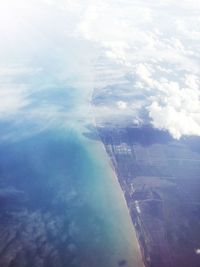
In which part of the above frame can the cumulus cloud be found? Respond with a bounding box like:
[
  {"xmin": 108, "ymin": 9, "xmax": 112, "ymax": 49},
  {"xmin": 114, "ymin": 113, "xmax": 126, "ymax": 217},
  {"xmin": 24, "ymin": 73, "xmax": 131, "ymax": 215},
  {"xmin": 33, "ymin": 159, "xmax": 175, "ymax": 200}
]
[
  {"xmin": 67, "ymin": 0, "xmax": 200, "ymax": 139},
  {"xmin": 0, "ymin": 0, "xmax": 200, "ymax": 139},
  {"xmin": 132, "ymin": 62, "xmax": 200, "ymax": 138},
  {"xmin": 148, "ymin": 102, "xmax": 200, "ymax": 139}
]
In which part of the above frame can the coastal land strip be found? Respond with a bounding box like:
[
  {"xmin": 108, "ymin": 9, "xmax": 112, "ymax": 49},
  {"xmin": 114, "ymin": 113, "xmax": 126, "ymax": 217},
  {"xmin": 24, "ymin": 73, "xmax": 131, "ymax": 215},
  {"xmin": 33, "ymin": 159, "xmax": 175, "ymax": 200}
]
[{"xmin": 94, "ymin": 122, "xmax": 200, "ymax": 267}]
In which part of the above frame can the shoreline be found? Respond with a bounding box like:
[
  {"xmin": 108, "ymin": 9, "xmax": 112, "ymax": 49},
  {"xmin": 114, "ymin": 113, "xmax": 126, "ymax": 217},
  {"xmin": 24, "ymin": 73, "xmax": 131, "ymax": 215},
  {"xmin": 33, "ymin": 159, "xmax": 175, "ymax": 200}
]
[
  {"xmin": 90, "ymin": 117, "xmax": 145, "ymax": 267},
  {"xmin": 107, "ymin": 156, "xmax": 145, "ymax": 267}
]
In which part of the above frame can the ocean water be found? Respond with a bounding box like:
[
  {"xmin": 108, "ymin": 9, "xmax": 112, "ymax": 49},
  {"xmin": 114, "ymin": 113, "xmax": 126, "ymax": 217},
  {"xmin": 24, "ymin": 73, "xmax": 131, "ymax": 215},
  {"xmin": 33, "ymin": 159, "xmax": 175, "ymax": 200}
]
[
  {"xmin": 0, "ymin": 120, "xmax": 142, "ymax": 267},
  {"xmin": 0, "ymin": 2, "xmax": 142, "ymax": 264},
  {"xmin": 0, "ymin": 36, "xmax": 142, "ymax": 265}
]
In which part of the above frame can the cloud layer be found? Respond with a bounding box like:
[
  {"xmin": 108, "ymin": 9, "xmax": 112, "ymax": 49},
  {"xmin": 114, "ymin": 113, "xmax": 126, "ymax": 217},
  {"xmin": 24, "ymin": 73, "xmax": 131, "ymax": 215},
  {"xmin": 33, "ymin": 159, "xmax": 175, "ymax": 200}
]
[
  {"xmin": 0, "ymin": 0, "xmax": 200, "ymax": 139},
  {"xmin": 70, "ymin": 0, "xmax": 200, "ymax": 139}
]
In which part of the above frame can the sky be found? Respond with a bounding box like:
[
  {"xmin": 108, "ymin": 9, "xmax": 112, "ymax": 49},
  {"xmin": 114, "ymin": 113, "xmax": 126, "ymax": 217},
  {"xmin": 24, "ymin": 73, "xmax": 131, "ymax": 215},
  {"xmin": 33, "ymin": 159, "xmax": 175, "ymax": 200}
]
[{"xmin": 0, "ymin": 0, "xmax": 200, "ymax": 139}]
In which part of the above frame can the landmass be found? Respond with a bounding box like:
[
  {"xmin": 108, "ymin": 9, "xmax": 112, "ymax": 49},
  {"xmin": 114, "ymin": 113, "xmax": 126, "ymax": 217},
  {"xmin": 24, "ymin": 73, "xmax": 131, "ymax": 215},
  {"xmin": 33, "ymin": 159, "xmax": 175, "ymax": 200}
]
[{"xmin": 95, "ymin": 122, "xmax": 200, "ymax": 267}]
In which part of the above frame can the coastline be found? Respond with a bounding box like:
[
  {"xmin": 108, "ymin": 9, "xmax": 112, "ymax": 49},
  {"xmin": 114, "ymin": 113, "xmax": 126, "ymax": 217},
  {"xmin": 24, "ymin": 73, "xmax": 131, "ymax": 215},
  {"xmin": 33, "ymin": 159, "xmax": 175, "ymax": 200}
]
[
  {"xmin": 97, "ymin": 137, "xmax": 146, "ymax": 267},
  {"xmin": 107, "ymin": 154, "xmax": 145, "ymax": 267},
  {"xmin": 89, "ymin": 117, "xmax": 145, "ymax": 267}
]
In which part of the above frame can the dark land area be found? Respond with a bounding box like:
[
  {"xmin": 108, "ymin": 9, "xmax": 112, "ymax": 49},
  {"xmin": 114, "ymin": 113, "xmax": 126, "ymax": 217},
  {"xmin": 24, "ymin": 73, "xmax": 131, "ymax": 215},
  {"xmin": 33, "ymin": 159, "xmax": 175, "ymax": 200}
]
[{"xmin": 96, "ymin": 124, "xmax": 200, "ymax": 267}]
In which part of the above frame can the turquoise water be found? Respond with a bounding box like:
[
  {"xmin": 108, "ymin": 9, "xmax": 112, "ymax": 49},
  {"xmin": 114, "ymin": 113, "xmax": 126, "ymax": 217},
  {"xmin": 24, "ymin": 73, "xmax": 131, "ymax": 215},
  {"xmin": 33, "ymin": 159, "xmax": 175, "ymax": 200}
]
[
  {"xmin": 0, "ymin": 43, "xmax": 142, "ymax": 265},
  {"xmin": 0, "ymin": 123, "xmax": 142, "ymax": 267},
  {"xmin": 0, "ymin": 2, "xmax": 142, "ymax": 265}
]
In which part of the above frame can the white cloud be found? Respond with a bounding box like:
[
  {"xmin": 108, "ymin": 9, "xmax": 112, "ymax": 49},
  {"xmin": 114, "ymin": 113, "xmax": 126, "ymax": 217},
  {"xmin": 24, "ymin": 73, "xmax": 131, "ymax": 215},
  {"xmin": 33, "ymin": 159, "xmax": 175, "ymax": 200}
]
[
  {"xmin": 0, "ymin": 67, "xmax": 42, "ymax": 77},
  {"xmin": 117, "ymin": 101, "xmax": 127, "ymax": 110},
  {"xmin": 0, "ymin": 0, "xmax": 200, "ymax": 139},
  {"xmin": 69, "ymin": 0, "xmax": 200, "ymax": 139},
  {"xmin": 148, "ymin": 102, "xmax": 200, "ymax": 139},
  {"xmin": 135, "ymin": 64, "xmax": 154, "ymax": 88},
  {"xmin": 196, "ymin": 248, "xmax": 200, "ymax": 255},
  {"xmin": 0, "ymin": 84, "xmax": 30, "ymax": 118}
]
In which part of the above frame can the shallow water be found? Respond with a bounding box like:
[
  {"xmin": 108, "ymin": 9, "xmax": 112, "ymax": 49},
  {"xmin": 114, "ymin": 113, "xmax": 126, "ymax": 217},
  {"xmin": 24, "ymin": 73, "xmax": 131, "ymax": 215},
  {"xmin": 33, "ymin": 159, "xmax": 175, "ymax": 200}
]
[{"xmin": 0, "ymin": 124, "xmax": 142, "ymax": 267}]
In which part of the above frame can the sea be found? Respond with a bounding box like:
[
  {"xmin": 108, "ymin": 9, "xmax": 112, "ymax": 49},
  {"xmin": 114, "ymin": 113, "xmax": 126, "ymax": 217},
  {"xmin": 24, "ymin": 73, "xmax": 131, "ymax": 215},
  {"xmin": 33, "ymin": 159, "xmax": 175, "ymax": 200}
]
[
  {"xmin": 0, "ymin": 85, "xmax": 142, "ymax": 267},
  {"xmin": 0, "ymin": 2, "xmax": 142, "ymax": 265}
]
